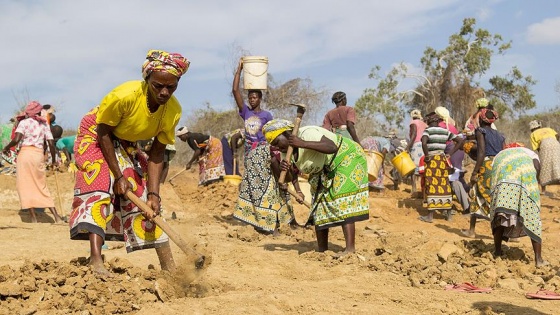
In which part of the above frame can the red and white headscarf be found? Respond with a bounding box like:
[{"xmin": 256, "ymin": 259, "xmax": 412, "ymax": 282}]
[
  {"xmin": 16, "ymin": 101, "xmax": 46, "ymax": 122},
  {"xmin": 479, "ymin": 108, "xmax": 498, "ymax": 124}
]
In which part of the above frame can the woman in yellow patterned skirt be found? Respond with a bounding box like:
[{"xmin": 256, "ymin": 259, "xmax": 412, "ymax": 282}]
[{"xmin": 419, "ymin": 112, "xmax": 464, "ymax": 223}]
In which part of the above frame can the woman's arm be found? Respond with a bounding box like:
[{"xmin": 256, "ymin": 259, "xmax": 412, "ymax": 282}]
[
  {"xmin": 46, "ymin": 139, "xmax": 57, "ymax": 167},
  {"xmin": 406, "ymin": 124, "xmax": 417, "ymax": 152},
  {"xmin": 347, "ymin": 122, "xmax": 360, "ymax": 144},
  {"xmin": 470, "ymin": 129, "xmax": 486, "ymax": 184},
  {"xmin": 186, "ymin": 149, "xmax": 202, "ymax": 169},
  {"xmin": 2, "ymin": 133, "xmax": 23, "ymax": 154},
  {"xmin": 421, "ymin": 134, "xmax": 429, "ymax": 159},
  {"xmin": 447, "ymin": 136, "xmax": 465, "ymax": 157},
  {"xmin": 232, "ymin": 59, "xmax": 244, "ymax": 111},
  {"xmin": 289, "ymin": 135, "xmax": 337, "ymax": 154},
  {"xmin": 97, "ymin": 123, "xmax": 132, "ymax": 196},
  {"xmin": 146, "ymin": 138, "xmax": 165, "ymax": 218}
]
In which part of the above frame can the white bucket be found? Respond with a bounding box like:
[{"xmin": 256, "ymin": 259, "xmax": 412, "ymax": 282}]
[{"xmin": 242, "ymin": 56, "xmax": 268, "ymax": 90}]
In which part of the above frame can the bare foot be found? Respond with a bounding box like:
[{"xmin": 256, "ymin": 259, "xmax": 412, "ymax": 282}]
[
  {"xmin": 332, "ymin": 250, "xmax": 354, "ymax": 258},
  {"xmin": 418, "ymin": 215, "xmax": 433, "ymax": 223},
  {"xmin": 536, "ymin": 260, "xmax": 550, "ymax": 268},
  {"xmin": 89, "ymin": 261, "xmax": 113, "ymax": 278},
  {"xmin": 461, "ymin": 229, "xmax": 475, "ymax": 238}
]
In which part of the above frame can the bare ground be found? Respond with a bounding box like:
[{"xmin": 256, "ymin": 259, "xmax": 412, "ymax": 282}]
[{"xmin": 1, "ymin": 166, "xmax": 560, "ymax": 314}]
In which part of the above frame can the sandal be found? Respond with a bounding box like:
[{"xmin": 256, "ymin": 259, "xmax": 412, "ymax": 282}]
[
  {"xmin": 445, "ymin": 282, "xmax": 492, "ymax": 293},
  {"xmin": 526, "ymin": 289, "xmax": 560, "ymax": 300}
]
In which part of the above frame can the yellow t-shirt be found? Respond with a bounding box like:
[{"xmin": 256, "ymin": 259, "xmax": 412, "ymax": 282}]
[
  {"xmin": 96, "ymin": 81, "xmax": 181, "ymax": 145},
  {"xmin": 530, "ymin": 127, "xmax": 557, "ymax": 151}
]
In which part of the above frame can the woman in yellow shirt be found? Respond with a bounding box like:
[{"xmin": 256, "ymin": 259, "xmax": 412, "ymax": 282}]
[
  {"xmin": 529, "ymin": 120, "xmax": 560, "ymax": 192},
  {"xmin": 69, "ymin": 50, "xmax": 189, "ymax": 277}
]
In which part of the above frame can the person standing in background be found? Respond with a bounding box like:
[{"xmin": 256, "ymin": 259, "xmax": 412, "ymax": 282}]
[
  {"xmin": 405, "ymin": 109, "xmax": 428, "ymax": 197},
  {"xmin": 2, "ymin": 101, "xmax": 63, "ymax": 223},
  {"xmin": 322, "ymin": 91, "xmax": 360, "ymax": 144}
]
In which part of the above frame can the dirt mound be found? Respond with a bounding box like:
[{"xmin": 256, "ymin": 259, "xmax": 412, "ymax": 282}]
[{"xmin": 0, "ymin": 257, "xmax": 227, "ymax": 314}]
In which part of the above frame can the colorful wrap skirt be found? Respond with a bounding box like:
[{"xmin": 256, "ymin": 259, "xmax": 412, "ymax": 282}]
[
  {"xmin": 309, "ymin": 136, "xmax": 369, "ymax": 230},
  {"xmin": 469, "ymin": 158, "xmax": 493, "ymax": 219},
  {"xmin": 198, "ymin": 136, "xmax": 225, "ymax": 185},
  {"xmin": 233, "ymin": 143, "xmax": 291, "ymax": 232},
  {"xmin": 424, "ymin": 153, "xmax": 453, "ymax": 210},
  {"xmin": 490, "ymin": 148, "xmax": 541, "ymax": 243},
  {"xmin": 538, "ymin": 137, "xmax": 560, "ymax": 186},
  {"xmin": 69, "ymin": 107, "xmax": 169, "ymax": 252}
]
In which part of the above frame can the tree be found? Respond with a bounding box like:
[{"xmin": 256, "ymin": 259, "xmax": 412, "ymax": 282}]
[
  {"xmin": 357, "ymin": 17, "xmax": 537, "ymax": 132},
  {"xmin": 265, "ymin": 74, "xmax": 329, "ymax": 124}
]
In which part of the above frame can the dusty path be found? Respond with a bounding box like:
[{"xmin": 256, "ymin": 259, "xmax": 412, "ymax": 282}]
[{"xmin": 1, "ymin": 166, "xmax": 560, "ymax": 314}]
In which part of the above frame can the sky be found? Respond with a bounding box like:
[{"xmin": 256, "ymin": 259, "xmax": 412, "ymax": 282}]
[{"xmin": 1, "ymin": 0, "xmax": 559, "ymax": 129}]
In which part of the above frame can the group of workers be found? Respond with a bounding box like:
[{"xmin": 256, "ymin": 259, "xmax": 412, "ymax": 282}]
[
  {"xmin": 1, "ymin": 49, "xmax": 557, "ymax": 278},
  {"xmin": 405, "ymin": 99, "xmax": 560, "ymax": 267}
]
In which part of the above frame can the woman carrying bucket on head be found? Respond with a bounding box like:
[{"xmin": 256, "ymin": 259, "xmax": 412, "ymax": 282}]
[
  {"xmin": 360, "ymin": 135, "xmax": 392, "ymax": 190},
  {"xmin": 419, "ymin": 112, "xmax": 464, "ymax": 223},
  {"xmin": 231, "ymin": 58, "xmax": 291, "ymax": 234}
]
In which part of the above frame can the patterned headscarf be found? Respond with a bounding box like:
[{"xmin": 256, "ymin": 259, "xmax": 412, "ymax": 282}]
[
  {"xmin": 262, "ymin": 119, "xmax": 295, "ymax": 144},
  {"xmin": 17, "ymin": 101, "xmax": 46, "ymax": 122},
  {"xmin": 475, "ymin": 98, "xmax": 489, "ymax": 109},
  {"xmin": 529, "ymin": 120, "xmax": 542, "ymax": 130},
  {"xmin": 142, "ymin": 50, "xmax": 190, "ymax": 79},
  {"xmin": 479, "ymin": 108, "xmax": 498, "ymax": 124},
  {"xmin": 410, "ymin": 109, "xmax": 422, "ymax": 119}
]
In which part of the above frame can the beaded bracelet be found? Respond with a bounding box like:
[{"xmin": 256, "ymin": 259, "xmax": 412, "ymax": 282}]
[{"xmin": 147, "ymin": 192, "xmax": 162, "ymax": 202}]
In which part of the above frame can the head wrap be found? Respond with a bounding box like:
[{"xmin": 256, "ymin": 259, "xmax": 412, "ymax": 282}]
[
  {"xmin": 410, "ymin": 109, "xmax": 422, "ymax": 119},
  {"xmin": 16, "ymin": 101, "xmax": 46, "ymax": 122},
  {"xmin": 479, "ymin": 108, "xmax": 498, "ymax": 124},
  {"xmin": 262, "ymin": 119, "xmax": 295, "ymax": 144},
  {"xmin": 142, "ymin": 50, "xmax": 190, "ymax": 80},
  {"xmin": 331, "ymin": 91, "xmax": 346, "ymax": 104},
  {"xmin": 25, "ymin": 101, "xmax": 42, "ymax": 117},
  {"xmin": 529, "ymin": 120, "xmax": 542, "ymax": 130},
  {"xmin": 505, "ymin": 142, "xmax": 525, "ymax": 149},
  {"xmin": 475, "ymin": 98, "xmax": 489, "ymax": 109},
  {"xmin": 176, "ymin": 126, "xmax": 189, "ymax": 136},
  {"xmin": 435, "ymin": 106, "xmax": 451, "ymax": 129}
]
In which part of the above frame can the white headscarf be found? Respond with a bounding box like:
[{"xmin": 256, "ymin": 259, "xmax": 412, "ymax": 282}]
[{"xmin": 176, "ymin": 126, "xmax": 189, "ymax": 136}]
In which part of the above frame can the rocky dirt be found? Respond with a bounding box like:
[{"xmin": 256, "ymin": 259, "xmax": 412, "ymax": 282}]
[{"xmin": 1, "ymin": 166, "xmax": 560, "ymax": 314}]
